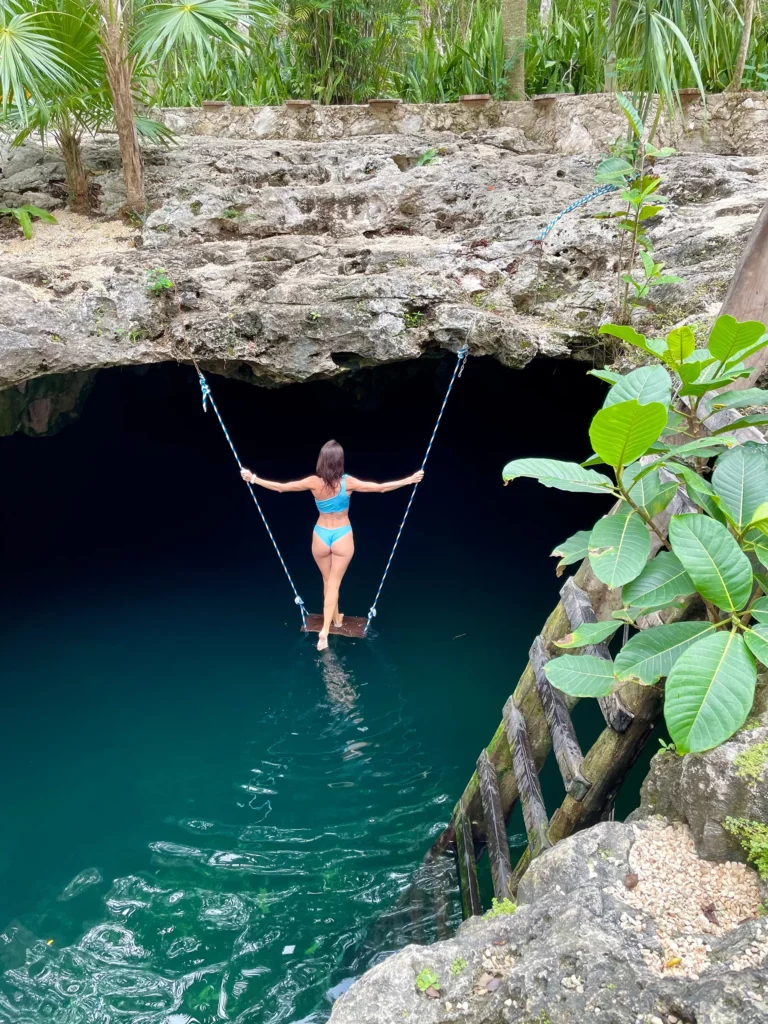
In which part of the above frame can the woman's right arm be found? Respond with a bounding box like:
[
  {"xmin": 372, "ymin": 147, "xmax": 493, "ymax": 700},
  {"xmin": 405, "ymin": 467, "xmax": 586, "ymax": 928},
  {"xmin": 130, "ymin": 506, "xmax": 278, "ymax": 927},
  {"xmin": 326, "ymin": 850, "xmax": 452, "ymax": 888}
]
[
  {"xmin": 346, "ymin": 471, "xmax": 424, "ymax": 493},
  {"xmin": 241, "ymin": 470, "xmax": 317, "ymax": 493}
]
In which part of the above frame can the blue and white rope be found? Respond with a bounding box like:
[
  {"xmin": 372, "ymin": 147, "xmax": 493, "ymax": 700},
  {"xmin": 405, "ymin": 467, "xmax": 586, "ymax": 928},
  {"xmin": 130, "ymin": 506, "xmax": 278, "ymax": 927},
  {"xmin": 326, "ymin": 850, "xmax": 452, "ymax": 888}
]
[
  {"xmin": 536, "ymin": 184, "xmax": 618, "ymax": 241},
  {"xmin": 197, "ymin": 371, "xmax": 308, "ymax": 628},
  {"xmin": 363, "ymin": 345, "xmax": 469, "ymax": 637}
]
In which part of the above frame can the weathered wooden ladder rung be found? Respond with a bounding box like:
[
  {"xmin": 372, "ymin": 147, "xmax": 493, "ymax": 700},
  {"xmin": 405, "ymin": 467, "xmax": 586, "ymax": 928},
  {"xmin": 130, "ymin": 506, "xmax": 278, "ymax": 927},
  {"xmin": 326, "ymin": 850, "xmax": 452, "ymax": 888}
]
[
  {"xmin": 559, "ymin": 577, "xmax": 634, "ymax": 733},
  {"xmin": 529, "ymin": 635, "xmax": 591, "ymax": 801},
  {"xmin": 502, "ymin": 697, "xmax": 551, "ymax": 859},
  {"xmin": 455, "ymin": 799, "xmax": 482, "ymax": 918},
  {"xmin": 476, "ymin": 749, "xmax": 514, "ymax": 900}
]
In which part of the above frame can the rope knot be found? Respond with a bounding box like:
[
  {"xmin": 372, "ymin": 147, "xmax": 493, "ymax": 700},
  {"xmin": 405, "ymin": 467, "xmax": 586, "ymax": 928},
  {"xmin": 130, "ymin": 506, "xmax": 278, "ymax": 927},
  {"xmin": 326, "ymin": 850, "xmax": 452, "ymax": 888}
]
[
  {"xmin": 368, "ymin": 608, "xmax": 377, "ymax": 619},
  {"xmin": 294, "ymin": 595, "xmax": 305, "ymax": 607},
  {"xmin": 198, "ymin": 372, "xmax": 211, "ymax": 412}
]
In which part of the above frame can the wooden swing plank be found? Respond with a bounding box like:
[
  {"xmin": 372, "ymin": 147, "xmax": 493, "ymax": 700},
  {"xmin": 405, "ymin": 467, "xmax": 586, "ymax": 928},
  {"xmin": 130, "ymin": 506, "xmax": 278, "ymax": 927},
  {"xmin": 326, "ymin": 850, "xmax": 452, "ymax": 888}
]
[{"xmin": 301, "ymin": 614, "xmax": 369, "ymax": 637}]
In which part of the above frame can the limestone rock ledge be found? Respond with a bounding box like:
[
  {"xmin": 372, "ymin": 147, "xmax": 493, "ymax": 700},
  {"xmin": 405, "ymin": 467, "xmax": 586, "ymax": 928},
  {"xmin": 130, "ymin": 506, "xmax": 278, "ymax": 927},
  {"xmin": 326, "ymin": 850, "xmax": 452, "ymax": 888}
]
[
  {"xmin": 329, "ymin": 821, "xmax": 767, "ymax": 1024},
  {"xmin": 1, "ymin": 115, "xmax": 767, "ymax": 405}
]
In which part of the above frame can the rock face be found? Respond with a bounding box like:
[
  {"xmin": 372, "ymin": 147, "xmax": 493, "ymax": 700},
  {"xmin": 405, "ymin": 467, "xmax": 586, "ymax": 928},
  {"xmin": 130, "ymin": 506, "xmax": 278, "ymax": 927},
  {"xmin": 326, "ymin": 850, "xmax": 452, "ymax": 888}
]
[
  {"xmin": 329, "ymin": 822, "xmax": 767, "ymax": 1024},
  {"xmin": 1, "ymin": 93, "xmax": 767, "ymax": 431},
  {"xmin": 634, "ymin": 697, "xmax": 768, "ymax": 863}
]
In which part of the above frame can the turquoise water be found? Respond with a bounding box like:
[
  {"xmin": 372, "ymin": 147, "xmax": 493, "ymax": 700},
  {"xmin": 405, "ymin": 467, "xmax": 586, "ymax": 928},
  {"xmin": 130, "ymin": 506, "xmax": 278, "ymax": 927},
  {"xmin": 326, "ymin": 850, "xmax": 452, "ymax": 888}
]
[{"xmin": 0, "ymin": 357, "xmax": 655, "ymax": 1023}]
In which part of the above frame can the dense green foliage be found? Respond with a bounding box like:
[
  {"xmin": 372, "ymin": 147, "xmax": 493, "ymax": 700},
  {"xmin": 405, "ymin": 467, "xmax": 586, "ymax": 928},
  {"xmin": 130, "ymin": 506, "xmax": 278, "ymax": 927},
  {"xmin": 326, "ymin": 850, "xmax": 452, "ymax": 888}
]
[
  {"xmin": 504, "ymin": 315, "xmax": 768, "ymax": 755},
  {"xmin": 724, "ymin": 817, "xmax": 768, "ymax": 877}
]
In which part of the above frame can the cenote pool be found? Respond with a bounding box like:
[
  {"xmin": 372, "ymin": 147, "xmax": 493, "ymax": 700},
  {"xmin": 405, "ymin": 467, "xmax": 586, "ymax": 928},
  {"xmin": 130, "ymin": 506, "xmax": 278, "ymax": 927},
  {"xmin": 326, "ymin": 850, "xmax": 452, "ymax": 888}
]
[{"xmin": 0, "ymin": 354, "xmax": 659, "ymax": 1023}]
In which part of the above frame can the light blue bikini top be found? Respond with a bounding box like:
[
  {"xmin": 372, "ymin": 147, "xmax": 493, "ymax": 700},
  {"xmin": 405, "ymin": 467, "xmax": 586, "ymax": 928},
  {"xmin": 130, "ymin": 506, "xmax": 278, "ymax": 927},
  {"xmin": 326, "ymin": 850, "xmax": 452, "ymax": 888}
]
[{"xmin": 315, "ymin": 475, "xmax": 351, "ymax": 514}]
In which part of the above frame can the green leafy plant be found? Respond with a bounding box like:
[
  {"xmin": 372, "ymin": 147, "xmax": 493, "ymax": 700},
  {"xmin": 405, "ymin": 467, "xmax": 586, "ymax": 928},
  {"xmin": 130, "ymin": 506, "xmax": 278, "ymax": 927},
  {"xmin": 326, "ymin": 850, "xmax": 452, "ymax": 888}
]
[
  {"xmin": 450, "ymin": 956, "xmax": 468, "ymax": 976},
  {"xmin": 415, "ymin": 967, "xmax": 441, "ymax": 992},
  {"xmin": 416, "ymin": 147, "xmax": 438, "ymax": 166},
  {"xmin": 723, "ymin": 817, "xmax": 768, "ymax": 878},
  {"xmin": 146, "ymin": 268, "xmax": 175, "ymax": 294},
  {"xmin": 0, "ymin": 204, "xmax": 57, "ymax": 239},
  {"xmin": 658, "ymin": 738, "xmax": 678, "ymax": 754},
  {"xmin": 484, "ymin": 896, "xmax": 517, "ymax": 917},
  {"xmin": 404, "ymin": 310, "xmax": 424, "ymax": 328},
  {"xmin": 594, "ymin": 95, "xmax": 680, "ymax": 322},
  {"xmin": 504, "ymin": 314, "xmax": 768, "ymax": 755},
  {"xmin": 734, "ymin": 738, "xmax": 768, "ymax": 784}
]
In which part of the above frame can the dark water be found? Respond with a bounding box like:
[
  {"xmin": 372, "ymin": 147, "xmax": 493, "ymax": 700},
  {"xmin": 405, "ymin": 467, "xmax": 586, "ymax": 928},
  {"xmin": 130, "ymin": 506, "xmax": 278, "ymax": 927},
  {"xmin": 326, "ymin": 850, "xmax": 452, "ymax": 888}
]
[{"xmin": 0, "ymin": 355, "xmax": 656, "ymax": 1023}]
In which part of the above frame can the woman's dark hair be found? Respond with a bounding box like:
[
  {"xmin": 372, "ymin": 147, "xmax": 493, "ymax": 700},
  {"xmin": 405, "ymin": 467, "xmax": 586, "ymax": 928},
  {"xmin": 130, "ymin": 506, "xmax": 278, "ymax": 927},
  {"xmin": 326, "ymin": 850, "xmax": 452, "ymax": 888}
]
[{"xmin": 316, "ymin": 440, "xmax": 345, "ymax": 492}]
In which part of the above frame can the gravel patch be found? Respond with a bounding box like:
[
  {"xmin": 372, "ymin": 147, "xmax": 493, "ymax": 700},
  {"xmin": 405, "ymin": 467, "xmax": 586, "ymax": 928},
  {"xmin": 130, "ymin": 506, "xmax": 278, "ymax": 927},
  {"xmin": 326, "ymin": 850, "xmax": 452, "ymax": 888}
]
[{"xmin": 615, "ymin": 820, "xmax": 763, "ymax": 978}]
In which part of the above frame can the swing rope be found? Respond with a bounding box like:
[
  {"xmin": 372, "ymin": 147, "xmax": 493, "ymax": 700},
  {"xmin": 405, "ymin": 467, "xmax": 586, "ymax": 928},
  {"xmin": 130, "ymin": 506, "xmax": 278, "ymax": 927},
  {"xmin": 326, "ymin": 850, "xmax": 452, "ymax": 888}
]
[
  {"xmin": 363, "ymin": 345, "xmax": 469, "ymax": 637},
  {"xmin": 190, "ymin": 184, "xmax": 616, "ymax": 638},
  {"xmin": 196, "ymin": 371, "xmax": 308, "ymax": 628}
]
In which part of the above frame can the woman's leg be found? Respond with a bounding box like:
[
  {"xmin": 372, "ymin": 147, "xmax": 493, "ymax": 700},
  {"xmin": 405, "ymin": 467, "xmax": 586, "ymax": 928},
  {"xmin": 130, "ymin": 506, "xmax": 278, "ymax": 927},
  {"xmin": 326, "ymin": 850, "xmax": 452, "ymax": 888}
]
[
  {"xmin": 319, "ymin": 531, "xmax": 355, "ymax": 649},
  {"xmin": 312, "ymin": 531, "xmax": 342, "ymax": 626}
]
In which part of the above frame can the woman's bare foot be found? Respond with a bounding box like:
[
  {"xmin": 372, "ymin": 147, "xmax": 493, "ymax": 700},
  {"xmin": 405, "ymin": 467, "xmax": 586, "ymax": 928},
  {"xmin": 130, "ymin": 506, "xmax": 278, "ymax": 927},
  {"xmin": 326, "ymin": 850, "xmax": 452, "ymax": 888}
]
[
  {"xmin": 317, "ymin": 631, "xmax": 329, "ymax": 651},
  {"xmin": 333, "ymin": 613, "xmax": 344, "ymax": 628}
]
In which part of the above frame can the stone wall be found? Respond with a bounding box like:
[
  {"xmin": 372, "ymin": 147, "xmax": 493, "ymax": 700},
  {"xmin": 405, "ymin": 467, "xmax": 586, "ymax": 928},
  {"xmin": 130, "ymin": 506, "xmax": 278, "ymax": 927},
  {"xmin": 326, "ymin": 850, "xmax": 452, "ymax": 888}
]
[{"xmin": 158, "ymin": 92, "xmax": 768, "ymax": 156}]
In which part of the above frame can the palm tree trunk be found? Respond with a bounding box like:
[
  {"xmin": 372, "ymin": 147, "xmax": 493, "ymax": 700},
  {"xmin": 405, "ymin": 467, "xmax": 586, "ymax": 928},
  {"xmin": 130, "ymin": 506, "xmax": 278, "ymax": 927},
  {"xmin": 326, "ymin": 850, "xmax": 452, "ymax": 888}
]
[
  {"xmin": 99, "ymin": 0, "xmax": 145, "ymax": 213},
  {"xmin": 501, "ymin": 0, "xmax": 527, "ymax": 98},
  {"xmin": 728, "ymin": 0, "xmax": 756, "ymax": 91},
  {"xmin": 57, "ymin": 124, "xmax": 90, "ymax": 212},
  {"xmin": 604, "ymin": 0, "xmax": 618, "ymax": 92}
]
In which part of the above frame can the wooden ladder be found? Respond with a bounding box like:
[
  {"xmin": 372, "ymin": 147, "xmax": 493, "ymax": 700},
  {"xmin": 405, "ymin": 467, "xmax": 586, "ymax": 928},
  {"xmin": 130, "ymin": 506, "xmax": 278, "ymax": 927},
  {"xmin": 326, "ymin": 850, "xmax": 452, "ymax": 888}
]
[{"xmin": 429, "ymin": 573, "xmax": 661, "ymax": 915}]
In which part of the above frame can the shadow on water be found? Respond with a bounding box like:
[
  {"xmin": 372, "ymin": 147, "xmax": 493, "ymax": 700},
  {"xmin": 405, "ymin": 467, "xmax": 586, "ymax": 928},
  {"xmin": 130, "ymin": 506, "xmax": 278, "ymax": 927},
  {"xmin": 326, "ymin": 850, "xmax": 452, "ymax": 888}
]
[{"xmin": 0, "ymin": 354, "xmax": 662, "ymax": 1022}]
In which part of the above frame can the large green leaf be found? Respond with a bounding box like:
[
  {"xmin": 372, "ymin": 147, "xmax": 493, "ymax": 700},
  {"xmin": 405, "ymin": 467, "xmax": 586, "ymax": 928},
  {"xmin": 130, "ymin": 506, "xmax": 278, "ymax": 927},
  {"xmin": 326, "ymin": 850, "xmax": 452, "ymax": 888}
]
[
  {"xmin": 621, "ymin": 550, "xmax": 695, "ymax": 612},
  {"xmin": 750, "ymin": 597, "xmax": 768, "ymax": 624},
  {"xmin": 707, "ymin": 315, "xmax": 766, "ymax": 364},
  {"xmin": 665, "ymin": 326, "xmax": 695, "ymax": 365},
  {"xmin": 707, "ymin": 388, "xmax": 768, "ymax": 413},
  {"xmin": 711, "ymin": 444, "xmax": 768, "ymax": 530},
  {"xmin": 665, "ymin": 631, "xmax": 757, "ymax": 753},
  {"xmin": 555, "ymin": 621, "xmax": 621, "ymax": 648},
  {"xmin": 551, "ymin": 529, "xmax": 591, "ymax": 576},
  {"xmin": 669, "ymin": 514, "xmax": 753, "ymax": 612},
  {"xmin": 545, "ymin": 654, "xmax": 615, "ymax": 697},
  {"xmin": 603, "ymin": 366, "xmax": 671, "ymax": 410},
  {"xmin": 588, "ymin": 368, "xmax": 623, "ymax": 386},
  {"xmin": 589, "ymin": 400, "xmax": 667, "ymax": 468},
  {"xmin": 502, "ymin": 459, "xmax": 615, "ymax": 494},
  {"xmin": 614, "ymin": 621, "xmax": 715, "ymax": 684},
  {"xmin": 624, "ymin": 464, "xmax": 677, "ymax": 517},
  {"xmin": 679, "ymin": 371, "xmax": 752, "ymax": 398},
  {"xmin": 598, "ymin": 324, "xmax": 666, "ymax": 357},
  {"xmin": 711, "ymin": 414, "xmax": 768, "ymax": 434},
  {"xmin": 589, "ymin": 508, "xmax": 650, "ymax": 588},
  {"xmin": 666, "ymin": 465, "xmax": 727, "ymax": 524},
  {"xmin": 745, "ymin": 625, "xmax": 768, "ymax": 668}
]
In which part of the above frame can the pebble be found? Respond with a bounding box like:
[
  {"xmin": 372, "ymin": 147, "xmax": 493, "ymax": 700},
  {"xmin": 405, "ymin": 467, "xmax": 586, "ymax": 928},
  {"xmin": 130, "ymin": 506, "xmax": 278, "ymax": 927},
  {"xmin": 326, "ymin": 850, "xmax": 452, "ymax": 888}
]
[{"xmin": 616, "ymin": 822, "xmax": 761, "ymax": 979}]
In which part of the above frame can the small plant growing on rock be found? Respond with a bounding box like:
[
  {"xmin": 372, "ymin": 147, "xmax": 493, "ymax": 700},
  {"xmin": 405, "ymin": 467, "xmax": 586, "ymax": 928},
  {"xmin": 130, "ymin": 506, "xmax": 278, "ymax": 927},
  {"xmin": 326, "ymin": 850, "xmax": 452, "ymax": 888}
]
[
  {"xmin": 404, "ymin": 311, "xmax": 424, "ymax": 328},
  {"xmin": 504, "ymin": 314, "xmax": 768, "ymax": 755},
  {"xmin": 657, "ymin": 738, "xmax": 678, "ymax": 754},
  {"xmin": 146, "ymin": 268, "xmax": 174, "ymax": 295},
  {"xmin": 415, "ymin": 968, "xmax": 440, "ymax": 994},
  {"xmin": 416, "ymin": 148, "xmax": 438, "ymax": 166},
  {"xmin": 734, "ymin": 738, "xmax": 768, "ymax": 784},
  {"xmin": 450, "ymin": 957, "xmax": 468, "ymax": 976},
  {"xmin": 0, "ymin": 204, "xmax": 57, "ymax": 240},
  {"xmin": 220, "ymin": 207, "xmax": 239, "ymax": 220},
  {"xmin": 723, "ymin": 818, "xmax": 768, "ymax": 878},
  {"xmin": 484, "ymin": 897, "xmax": 517, "ymax": 918},
  {"xmin": 593, "ymin": 94, "xmax": 679, "ymax": 323},
  {"xmin": 306, "ymin": 310, "xmax": 321, "ymax": 323}
]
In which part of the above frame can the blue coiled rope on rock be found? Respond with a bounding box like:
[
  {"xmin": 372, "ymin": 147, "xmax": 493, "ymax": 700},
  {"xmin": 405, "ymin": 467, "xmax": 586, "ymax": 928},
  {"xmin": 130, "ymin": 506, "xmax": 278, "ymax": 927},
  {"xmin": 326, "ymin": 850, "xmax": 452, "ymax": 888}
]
[
  {"xmin": 536, "ymin": 183, "xmax": 618, "ymax": 241},
  {"xmin": 197, "ymin": 371, "xmax": 308, "ymax": 628}
]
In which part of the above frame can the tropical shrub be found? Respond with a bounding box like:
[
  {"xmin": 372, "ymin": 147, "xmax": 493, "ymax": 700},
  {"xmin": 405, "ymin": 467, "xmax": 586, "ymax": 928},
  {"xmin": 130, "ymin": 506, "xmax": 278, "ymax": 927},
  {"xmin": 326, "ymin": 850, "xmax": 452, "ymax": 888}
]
[
  {"xmin": 503, "ymin": 315, "xmax": 768, "ymax": 755},
  {"xmin": 0, "ymin": 204, "xmax": 57, "ymax": 239}
]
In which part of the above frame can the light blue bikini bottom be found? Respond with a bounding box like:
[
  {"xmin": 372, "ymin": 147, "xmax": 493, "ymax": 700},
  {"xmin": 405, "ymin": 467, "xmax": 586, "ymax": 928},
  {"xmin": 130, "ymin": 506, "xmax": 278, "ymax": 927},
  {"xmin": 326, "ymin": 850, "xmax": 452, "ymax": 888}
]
[{"xmin": 314, "ymin": 524, "xmax": 353, "ymax": 548}]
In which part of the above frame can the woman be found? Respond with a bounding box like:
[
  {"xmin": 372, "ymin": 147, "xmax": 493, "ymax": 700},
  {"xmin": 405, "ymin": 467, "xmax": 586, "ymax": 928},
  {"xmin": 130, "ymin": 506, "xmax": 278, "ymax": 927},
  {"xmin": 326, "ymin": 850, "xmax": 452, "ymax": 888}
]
[{"xmin": 241, "ymin": 440, "xmax": 423, "ymax": 650}]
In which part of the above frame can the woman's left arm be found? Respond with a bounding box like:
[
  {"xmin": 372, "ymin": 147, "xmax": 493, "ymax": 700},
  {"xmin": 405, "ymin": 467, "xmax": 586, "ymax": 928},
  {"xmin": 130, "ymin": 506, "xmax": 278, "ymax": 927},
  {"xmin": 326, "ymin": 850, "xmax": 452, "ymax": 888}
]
[
  {"xmin": 241, "ymin": 470, "xmax": 317, "ymax": 493},
  {"xmin": 346, "ymin": 471, "xmax": 424, "ymax": 493}
]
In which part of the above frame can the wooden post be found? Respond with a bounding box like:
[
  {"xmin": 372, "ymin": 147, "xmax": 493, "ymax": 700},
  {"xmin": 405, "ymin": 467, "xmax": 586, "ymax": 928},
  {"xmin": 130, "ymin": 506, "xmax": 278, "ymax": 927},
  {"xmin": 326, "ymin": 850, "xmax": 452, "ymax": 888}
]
[
  {"xmin": 477, "ymin": 749, "xmax": 514, "ymax": 900},
  {"xmin": 502, "ymin": 698, "xmax": 551, "ymax": 858},
  {"xmin": 455, "ymin": 800, "xmax": 482, "ymax": 918},
  {"xmin": 559, "ymin": 577, "xmax": 634, "ymax": 732},
  {"xmin": 529, "ymin": 636, "xmax": 591, "ymax": 800}
]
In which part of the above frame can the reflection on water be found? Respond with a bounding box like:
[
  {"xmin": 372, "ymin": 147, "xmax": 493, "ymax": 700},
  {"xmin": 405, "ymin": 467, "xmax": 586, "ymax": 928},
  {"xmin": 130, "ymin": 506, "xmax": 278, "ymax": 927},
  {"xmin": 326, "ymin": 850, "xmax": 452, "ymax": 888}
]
[{"xmin": 0, "ymin": 633, "xmax": 462, "ymax": 1024}]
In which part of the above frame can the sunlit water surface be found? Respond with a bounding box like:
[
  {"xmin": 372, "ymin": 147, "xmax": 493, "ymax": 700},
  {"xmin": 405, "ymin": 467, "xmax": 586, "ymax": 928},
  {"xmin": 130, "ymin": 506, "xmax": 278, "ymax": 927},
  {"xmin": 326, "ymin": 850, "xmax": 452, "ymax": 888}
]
[{"xmin": 0, "ymin": 357, "xmax": 656, "ymax": 1023}]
